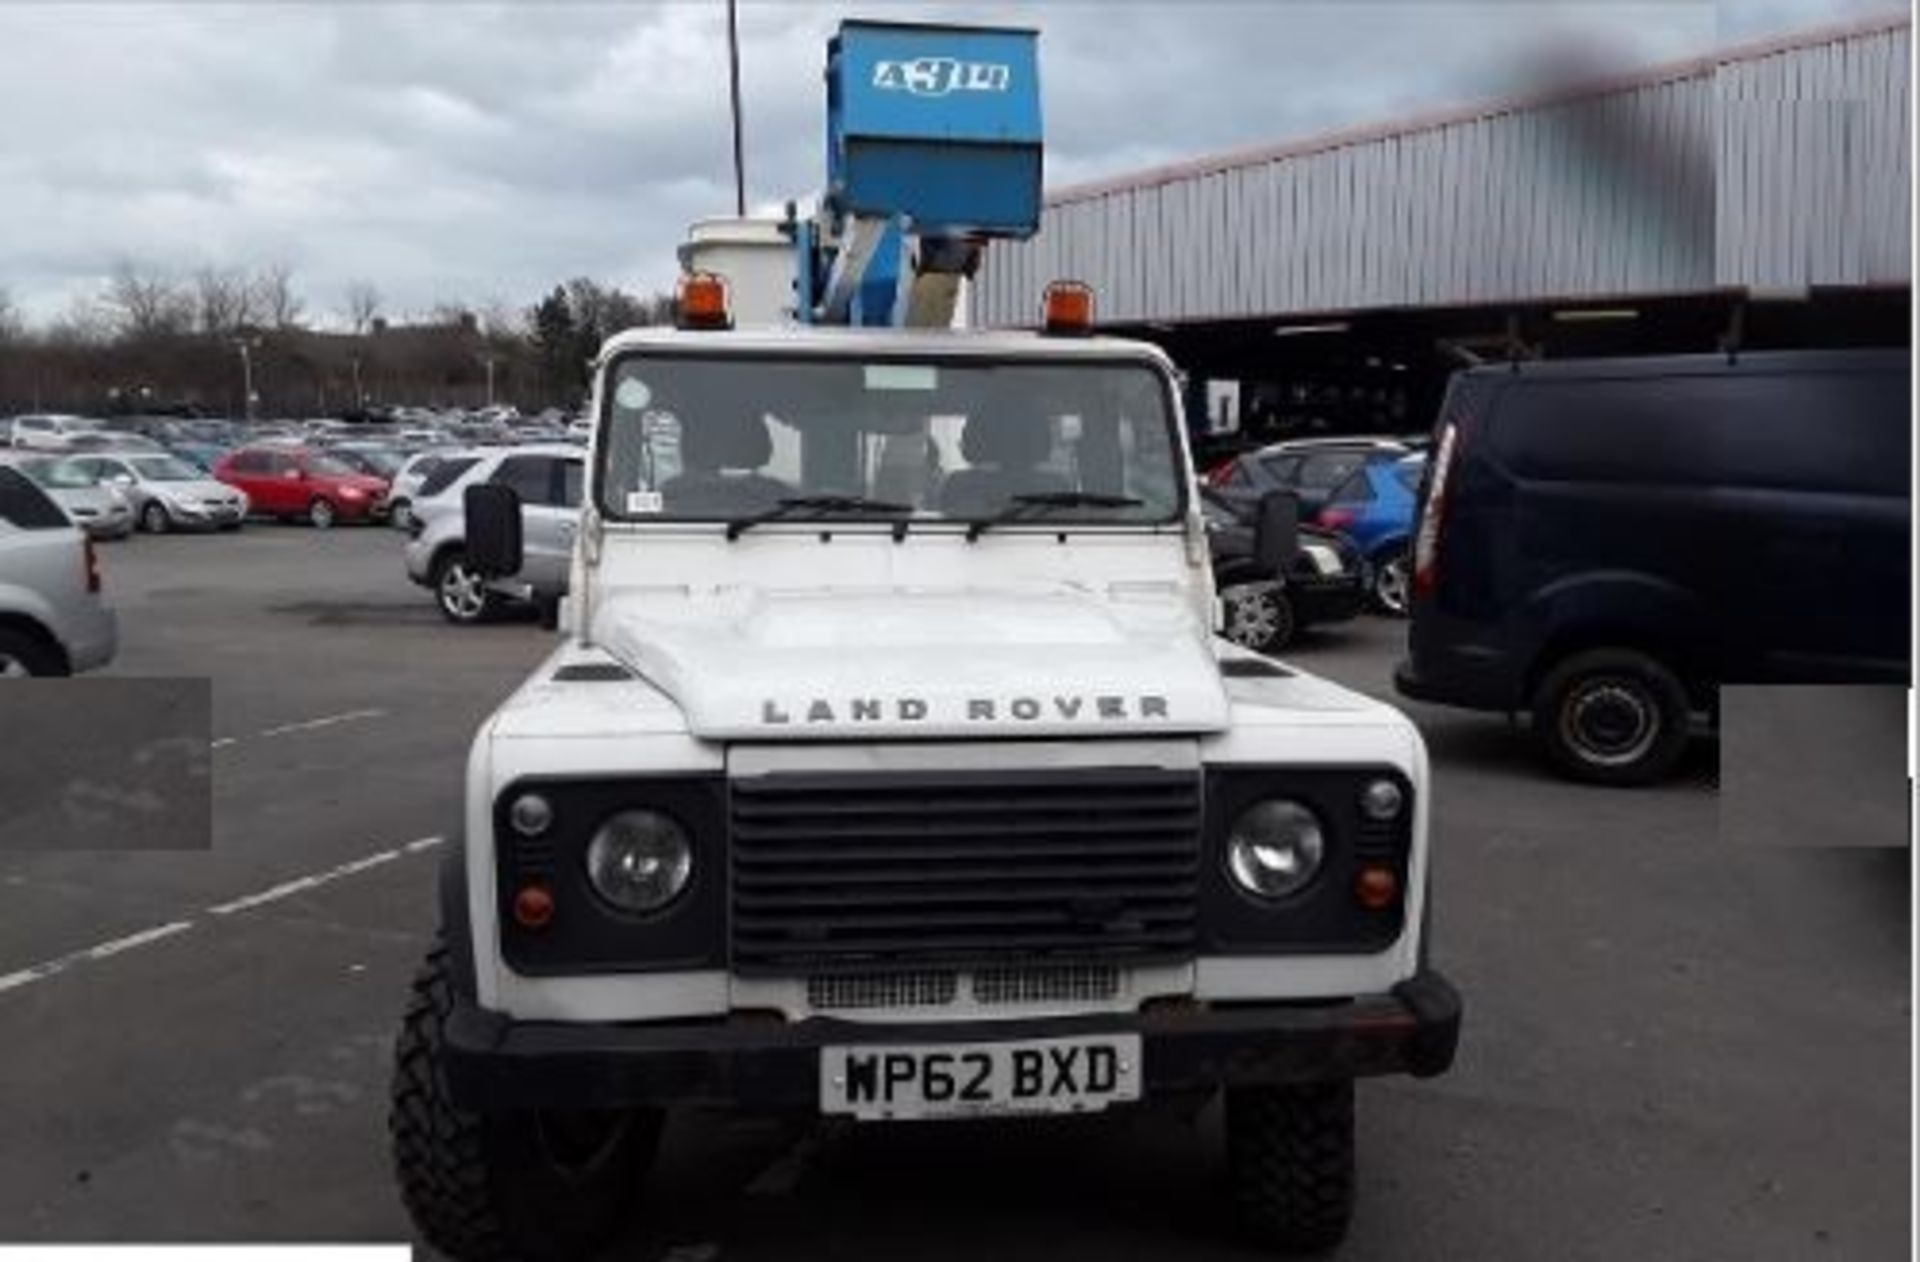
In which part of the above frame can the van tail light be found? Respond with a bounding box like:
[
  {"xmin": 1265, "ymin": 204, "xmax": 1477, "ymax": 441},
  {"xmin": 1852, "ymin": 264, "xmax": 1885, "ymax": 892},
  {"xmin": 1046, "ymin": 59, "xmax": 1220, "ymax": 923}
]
[
  {"xmin": 1411, "ymin": 422, "xmax": 1458, "ymax": 601},
  {"xmin": 83, "ymin": 537, "xmax": 101, "ymax": 593}
]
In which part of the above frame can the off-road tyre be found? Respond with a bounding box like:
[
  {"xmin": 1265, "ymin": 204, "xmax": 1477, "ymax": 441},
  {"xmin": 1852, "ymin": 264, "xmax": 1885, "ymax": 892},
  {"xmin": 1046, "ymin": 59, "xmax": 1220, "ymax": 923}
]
[
  {"xmin": 389, "ymin": 935, "xmax": 662, "ymax": 1262},
  {"xmin": 1226, "ymin": 1081, "xmax": 1356, "ymax": 1254},
  {"xmin": 1531, "ymin": 647, "xmax": 1691, "ymax": 786}
]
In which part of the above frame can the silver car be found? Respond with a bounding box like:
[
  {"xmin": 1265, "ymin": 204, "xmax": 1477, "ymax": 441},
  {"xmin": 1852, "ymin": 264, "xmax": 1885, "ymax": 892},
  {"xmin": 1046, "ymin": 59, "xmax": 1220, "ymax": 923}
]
[
  {"xmin": 6, "ymin": 455, "xmax": 136, "ymax": 540},
  {"xmin": 9, "ymin": 414, "xmax": 105, "ymax": 451},
  {"xmin": 0, "ymin": 465, "xmax": 116, "ymax": 675},
  {"xmin": 403, "ymin": 445, "xmax": 582, "ymax": 624},
  {"xmin": 67, "ymin": 451, "xmax": 250, "ymax": 533}
]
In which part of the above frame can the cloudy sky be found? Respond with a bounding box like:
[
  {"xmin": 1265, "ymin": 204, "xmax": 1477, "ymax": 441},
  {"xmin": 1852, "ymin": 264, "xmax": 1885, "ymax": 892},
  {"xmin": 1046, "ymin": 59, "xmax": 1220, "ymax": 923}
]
[{"xmin": 0, "ymin": 0, "xmax": 1899, "ymax": 328}]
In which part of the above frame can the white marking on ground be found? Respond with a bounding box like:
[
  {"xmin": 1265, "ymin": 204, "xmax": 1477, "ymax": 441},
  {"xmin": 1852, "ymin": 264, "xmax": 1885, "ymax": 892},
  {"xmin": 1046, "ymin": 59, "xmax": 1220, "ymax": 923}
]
[
  {"xmin": 206, "ymin": 875, "xmax": 325, "ymax": 916},
  {"xmin": 211, "ymin": 707, "xmax": 387, "ymax": 751},
  {"xmin": 206, "ymin": 840, "xmax": 428, "ymax": 916},
  {"xmin": 0, "ymin": 921, "xmax": 195, "ymax": 994},
  {"xmin": 0, "ymin": 836, "xmax": 445, "ymax": 995}
]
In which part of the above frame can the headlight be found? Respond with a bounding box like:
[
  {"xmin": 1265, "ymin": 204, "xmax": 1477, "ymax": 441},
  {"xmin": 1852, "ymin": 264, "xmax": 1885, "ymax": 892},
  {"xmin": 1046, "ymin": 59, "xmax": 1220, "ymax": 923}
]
[
  {"xmin": 1226, "ymin": 799, "xmax": 1325, "ymax": 900},
  {"xmin": 1301, "ymin": 543, "xmax": 1344, "ymax": 576},
  {"xmin": 340, "ymin": 487, "xmax": 366, "ymax": 500},
  {"xmin": 584, "ymin": 809, "xmax": 692, "ymax": 913}
]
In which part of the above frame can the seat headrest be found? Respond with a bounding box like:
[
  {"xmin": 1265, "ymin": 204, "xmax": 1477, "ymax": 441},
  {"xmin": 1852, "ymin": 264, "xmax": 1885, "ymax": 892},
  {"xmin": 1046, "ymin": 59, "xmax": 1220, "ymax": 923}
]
[
  {"xmin": 959, "ymin": 413, "xmax": 1051, "ymax": 468},
  {"xmin": 683, "ymin": 412, "xmax": 773, "ymax": 471}
]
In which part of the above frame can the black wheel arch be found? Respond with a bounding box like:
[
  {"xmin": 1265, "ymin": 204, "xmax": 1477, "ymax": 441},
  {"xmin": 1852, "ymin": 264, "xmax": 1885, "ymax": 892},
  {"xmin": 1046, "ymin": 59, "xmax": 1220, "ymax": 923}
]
[
  {"xmin": 1523, "ymin": 626, "xmax": 1714, "ymax": 712},
  {"xmin": 0, "ymin": 614, "xmax": 69, "ymax": 673},
  {"xmin": 437, "ymin": 840, "xmax": 478, "ymax": 1002}
]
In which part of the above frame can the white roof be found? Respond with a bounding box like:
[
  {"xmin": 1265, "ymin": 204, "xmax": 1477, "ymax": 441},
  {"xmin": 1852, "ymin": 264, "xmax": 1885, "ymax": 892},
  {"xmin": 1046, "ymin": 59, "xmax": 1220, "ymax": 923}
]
[{"xmin": 598, "ymin": 323, "xmax": 1177, "ymax": 367}]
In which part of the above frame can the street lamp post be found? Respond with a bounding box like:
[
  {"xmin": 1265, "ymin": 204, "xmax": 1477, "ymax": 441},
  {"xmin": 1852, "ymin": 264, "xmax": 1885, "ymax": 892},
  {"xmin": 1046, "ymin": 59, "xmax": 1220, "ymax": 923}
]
[{"xmin": 233, "ymin": 336, "xmax": 260, "ymax": 421}]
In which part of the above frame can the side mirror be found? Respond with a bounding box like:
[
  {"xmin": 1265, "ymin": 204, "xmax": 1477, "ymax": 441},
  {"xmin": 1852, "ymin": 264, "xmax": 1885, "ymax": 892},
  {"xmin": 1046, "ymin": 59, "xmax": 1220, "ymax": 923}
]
[
  {"xmin": 465, "ymin": 482, "xmax": 524, "ymax": 577},
  {"xmin": 1252, "ymin": 489, "xmax": 1299, "ymax": 574}
]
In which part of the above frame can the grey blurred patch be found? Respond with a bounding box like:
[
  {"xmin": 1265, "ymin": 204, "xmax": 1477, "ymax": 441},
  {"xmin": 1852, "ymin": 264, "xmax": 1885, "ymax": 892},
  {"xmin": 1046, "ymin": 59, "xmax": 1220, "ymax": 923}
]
[
  {"xmin": 0, "ymin": 678, "xmax": 211, "ymax": 850},
  {"xmin": 1720, "ymin": 686, "xmax": 1910, "ymax": 847}
]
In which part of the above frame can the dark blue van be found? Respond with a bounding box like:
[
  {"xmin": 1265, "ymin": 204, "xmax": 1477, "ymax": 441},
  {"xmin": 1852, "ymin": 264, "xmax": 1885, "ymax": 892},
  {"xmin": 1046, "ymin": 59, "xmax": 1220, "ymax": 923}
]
[{"xmin": 1395, "ymin": 349, "xmax": 1910, "ymax": 785}]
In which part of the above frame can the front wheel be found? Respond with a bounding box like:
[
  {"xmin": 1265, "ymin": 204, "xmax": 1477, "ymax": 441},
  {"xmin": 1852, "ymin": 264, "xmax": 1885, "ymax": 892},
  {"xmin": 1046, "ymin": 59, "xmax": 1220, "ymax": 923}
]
[
  {"xmin": 1370, "ymin": 546, "xmax": 1410, "ymax": 617},
  {"xmin": 1226, "ymin": 1081, "xmax": 1356, "ymax": 1254},
  {"xmin": 390, "ymin": 935, "xmax": 662, "ymax": 1262},
  {"xmin": 308, "ymin": 498, "xmax": 337, "ymax": 529},
  {"xmin": 1221, "ymin": 581, "xmax": 1297, "ymax": 654},
  {"xmin": 1531, "ymin": 647, "xmax": 1691, "ymax": 786},
  {"xmin": 141, "ymin": 501, "xmax": 170, "ymax": 534}
]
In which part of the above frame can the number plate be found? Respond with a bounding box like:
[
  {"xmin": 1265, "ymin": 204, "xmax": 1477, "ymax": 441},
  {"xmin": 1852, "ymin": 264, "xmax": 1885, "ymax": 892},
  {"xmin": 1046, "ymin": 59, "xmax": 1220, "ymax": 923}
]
[{"xmin": 820, "ymin": 1034, "xmax": 1142, "ymax": 1121}]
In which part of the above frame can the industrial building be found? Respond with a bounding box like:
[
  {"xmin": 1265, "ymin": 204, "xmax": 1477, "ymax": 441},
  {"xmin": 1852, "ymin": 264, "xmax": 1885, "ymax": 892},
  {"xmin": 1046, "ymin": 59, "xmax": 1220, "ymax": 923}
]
[{"xmin": 970, "ymin": 14, "xmax": 1910, "ymax": 451}]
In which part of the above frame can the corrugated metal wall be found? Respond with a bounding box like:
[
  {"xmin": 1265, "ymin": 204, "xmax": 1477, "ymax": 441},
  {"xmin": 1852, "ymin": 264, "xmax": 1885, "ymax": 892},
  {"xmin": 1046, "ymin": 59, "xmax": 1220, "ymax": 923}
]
[{"xmin": 973, "ymin": 21, "xmax": 1909, "ymax": 326}]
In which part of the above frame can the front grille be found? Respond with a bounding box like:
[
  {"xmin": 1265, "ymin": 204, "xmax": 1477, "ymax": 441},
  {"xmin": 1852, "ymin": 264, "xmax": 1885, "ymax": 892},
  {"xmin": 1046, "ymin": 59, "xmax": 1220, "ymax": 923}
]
[
  {"xmin": 972, "ymin": 964, "xmax": 1119, "ymax": 1005},
  {"xmin": 807, "ymin": 971, "xmax": 958, "ymax": 1010},
  {"xmin": 731, "ymin": 769, "xmax": 1202, "ymax": 975}
]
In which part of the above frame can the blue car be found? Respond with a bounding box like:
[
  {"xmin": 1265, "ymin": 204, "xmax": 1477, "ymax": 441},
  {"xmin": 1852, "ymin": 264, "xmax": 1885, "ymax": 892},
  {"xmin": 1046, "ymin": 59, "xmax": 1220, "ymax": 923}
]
[{"xmin": 1314, "ymin": 453, "xmax": 1425, "ymax": 615}]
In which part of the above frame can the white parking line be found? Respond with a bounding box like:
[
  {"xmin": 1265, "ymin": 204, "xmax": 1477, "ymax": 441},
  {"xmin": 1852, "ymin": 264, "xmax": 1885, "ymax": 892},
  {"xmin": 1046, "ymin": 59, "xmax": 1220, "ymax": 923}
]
[
  {"xmin": 0, "ymin": 834, "xmax": 445, "ymax": 996},
  {"xmin": 207, "ymin": 837, "xmax": 441, "ymax": 916},
  {"xmin": 211, "ymin": 708, "xmax": 387, "ymax": 751},
  {"xmin": 0, "ymin": 921, "xmax": 195, "ymax": 995},
  {"xmin": 256, "ymin": 708, "xmax": 386, "ymax": 739}
]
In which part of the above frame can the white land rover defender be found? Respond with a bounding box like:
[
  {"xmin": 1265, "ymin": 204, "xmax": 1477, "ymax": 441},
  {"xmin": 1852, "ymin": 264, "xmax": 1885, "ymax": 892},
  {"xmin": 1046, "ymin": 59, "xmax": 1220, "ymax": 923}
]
[{"xmin": 388, "ymin": 303, "xmax": 1461, "ymax": 1259}]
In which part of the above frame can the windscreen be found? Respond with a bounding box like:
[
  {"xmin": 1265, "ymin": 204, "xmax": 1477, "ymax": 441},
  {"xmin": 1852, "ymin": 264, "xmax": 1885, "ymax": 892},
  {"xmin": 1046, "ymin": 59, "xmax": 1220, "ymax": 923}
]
[
  {"xmin": 596, "ymin": 354, "xmax": 1184, "ymax": 526},
  {"xmin": 129, "ymin": 456, "xmax": 203, "ymax": 482}
]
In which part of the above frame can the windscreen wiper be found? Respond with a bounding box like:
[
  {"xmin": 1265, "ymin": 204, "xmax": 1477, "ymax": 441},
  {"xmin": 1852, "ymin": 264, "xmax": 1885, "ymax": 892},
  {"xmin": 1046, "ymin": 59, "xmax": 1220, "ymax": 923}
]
[
  {"xmin": 726, "ymin": 494, "xmax": 913, "ymax": 540},
  {"xmin": 964, "ymin": 491, "xmax": 1143, "ymax": 542}
]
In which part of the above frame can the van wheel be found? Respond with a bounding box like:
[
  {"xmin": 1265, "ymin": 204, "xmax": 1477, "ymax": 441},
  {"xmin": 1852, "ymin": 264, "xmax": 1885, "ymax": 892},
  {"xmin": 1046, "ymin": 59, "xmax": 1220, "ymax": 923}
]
[
  {"xmin": 390, "ymin": 933, "xmax": 663, "ymax": 1262},
  {"xmin": 1226, "ymin": 1081, "xmax": 1355, "ymax": 1253},
  {"xmin": 0, "ymin": 627, "xmax": 65, "ymax": 677},
  {"xmin": 1221, "ymin": 581, "xmax": 1296, "ymax": 653},
  {"xmin": 1532, "ymin": 648, "xmax": 1691, "ymax": 786}
]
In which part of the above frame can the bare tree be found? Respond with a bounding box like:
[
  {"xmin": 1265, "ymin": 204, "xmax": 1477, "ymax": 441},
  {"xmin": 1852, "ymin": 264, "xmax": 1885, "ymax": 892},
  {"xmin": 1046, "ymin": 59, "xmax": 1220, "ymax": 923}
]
[
  {"xmin": 250, "ymin": 263, "xmax": 304, "ymax": 329},
  {"xmin": 344, "ymin": 280, "xmax": 381, "ymax": 334},
  {"xmin": 479, "ymin": 297, "xmax": 524, "ymax": 339},
  {"xmin": 47, "ymin": 295, "xmax": 114, "ymax": 347},
  {"xmin": 193, "ymin": 266, "xmax": 255, "ymax": 335},
  {"xmin": 103, "ymin": 259, "xmax": 191, "ymax": 339}
]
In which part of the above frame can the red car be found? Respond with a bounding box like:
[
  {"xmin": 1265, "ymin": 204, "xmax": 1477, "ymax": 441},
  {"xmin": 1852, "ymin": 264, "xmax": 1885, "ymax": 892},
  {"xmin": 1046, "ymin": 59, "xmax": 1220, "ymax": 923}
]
[{"xmin": 214, "ymin": 445, "xmax": 390, "ymax": 528}]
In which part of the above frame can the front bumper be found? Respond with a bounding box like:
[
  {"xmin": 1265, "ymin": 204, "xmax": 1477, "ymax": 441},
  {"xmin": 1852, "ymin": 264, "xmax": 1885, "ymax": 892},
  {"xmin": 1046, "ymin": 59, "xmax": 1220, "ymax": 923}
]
[
  {"xmin": 442, "ymin": 969, "xmax": 1461, "ymax": 1111},
  {"xmin": 167, "ymin": 501, "xmax": 248, "ymax": 529}
]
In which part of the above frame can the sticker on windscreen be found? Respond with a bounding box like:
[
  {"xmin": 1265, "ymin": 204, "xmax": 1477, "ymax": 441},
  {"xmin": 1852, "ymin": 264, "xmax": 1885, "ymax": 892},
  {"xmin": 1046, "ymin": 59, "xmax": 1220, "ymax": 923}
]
[
  {"xmin": 615, "ymin": 378, "xmax": 653, "ymax": 410},
  {"xmin": 625, "ymin": 490, "xmax": 664, "ymax": 515}
]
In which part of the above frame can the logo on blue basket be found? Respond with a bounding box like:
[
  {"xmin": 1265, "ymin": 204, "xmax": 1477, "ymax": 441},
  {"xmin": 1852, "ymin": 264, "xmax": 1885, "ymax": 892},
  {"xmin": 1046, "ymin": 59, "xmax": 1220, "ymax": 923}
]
[{"xmin": 872, "ymin": 57, "xmax": 1010, "ymax": 97}]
